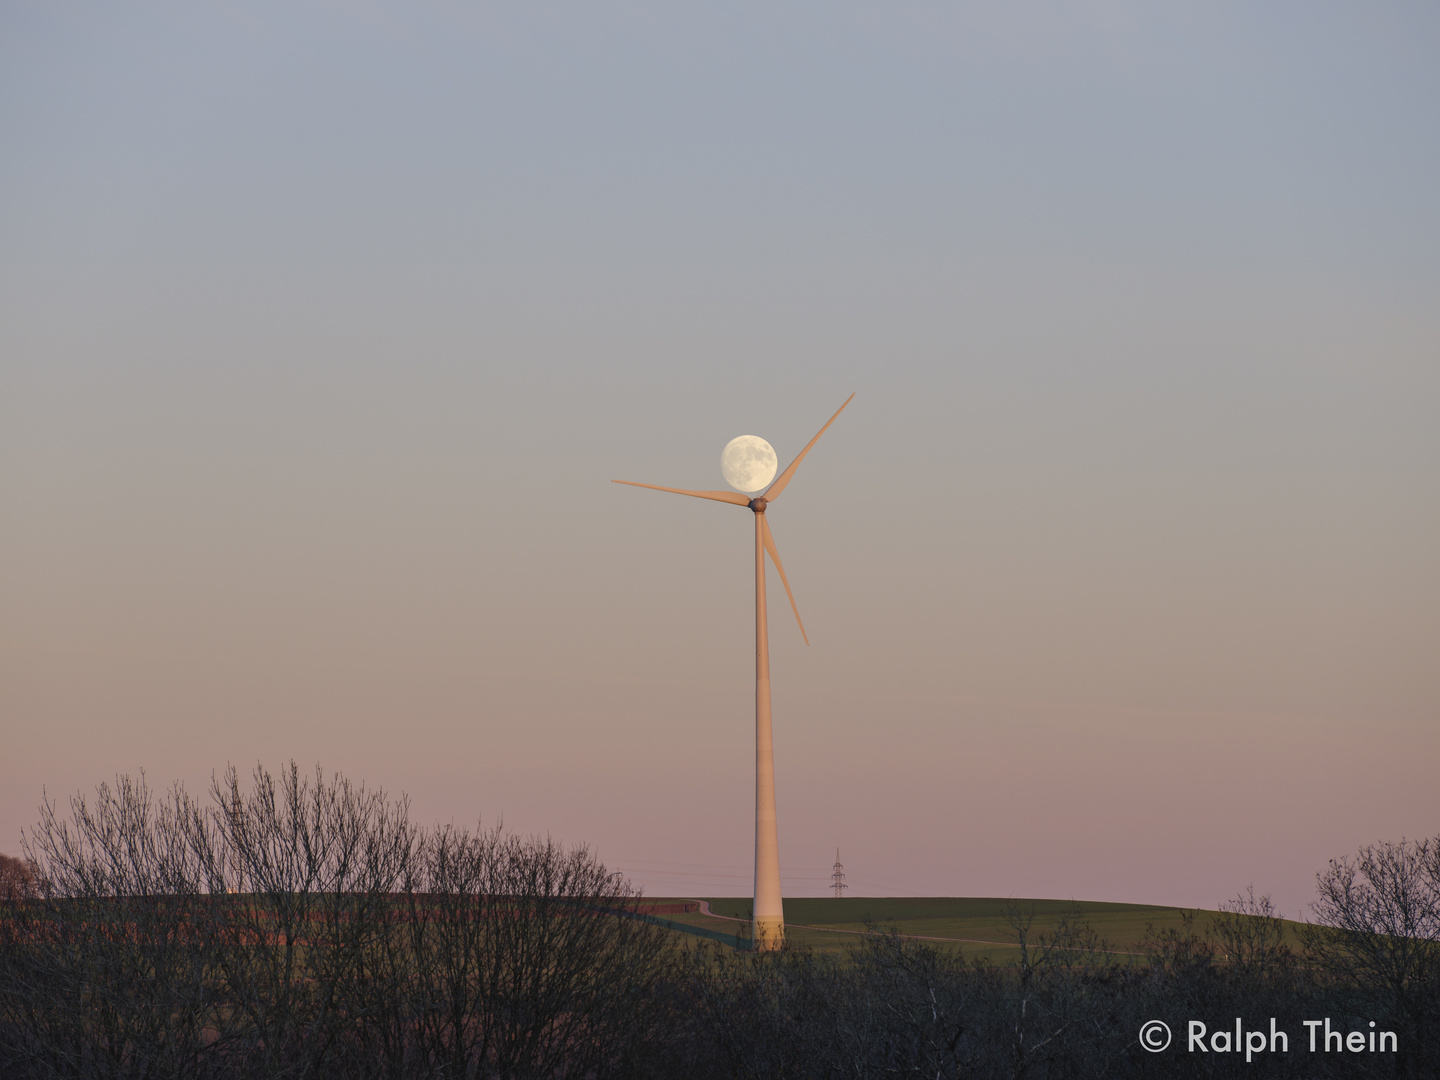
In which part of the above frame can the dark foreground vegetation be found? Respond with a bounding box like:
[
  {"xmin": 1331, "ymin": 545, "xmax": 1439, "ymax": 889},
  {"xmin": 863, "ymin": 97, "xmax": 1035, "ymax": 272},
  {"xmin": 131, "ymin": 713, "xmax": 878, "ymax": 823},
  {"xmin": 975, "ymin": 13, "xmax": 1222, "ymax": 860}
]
[{"xmin": 2, "ymin": 765, "xmax": 1437, "ymax": 1079}]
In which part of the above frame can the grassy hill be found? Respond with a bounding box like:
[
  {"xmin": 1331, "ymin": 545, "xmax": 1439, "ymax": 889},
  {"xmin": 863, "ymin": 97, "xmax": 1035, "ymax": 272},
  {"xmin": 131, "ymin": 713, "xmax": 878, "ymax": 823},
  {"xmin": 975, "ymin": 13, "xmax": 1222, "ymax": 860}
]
[{"xmin": 645, "ymin": 896, "xmax": 1307, "ymax": 961}]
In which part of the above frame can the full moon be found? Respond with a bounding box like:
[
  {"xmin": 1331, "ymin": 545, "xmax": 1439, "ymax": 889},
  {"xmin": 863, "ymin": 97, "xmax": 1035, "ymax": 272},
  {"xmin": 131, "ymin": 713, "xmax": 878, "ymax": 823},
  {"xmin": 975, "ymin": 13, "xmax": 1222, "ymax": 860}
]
[{"xmin": 720, "ymin": 435, "xmax": 778, "ymax": 493}]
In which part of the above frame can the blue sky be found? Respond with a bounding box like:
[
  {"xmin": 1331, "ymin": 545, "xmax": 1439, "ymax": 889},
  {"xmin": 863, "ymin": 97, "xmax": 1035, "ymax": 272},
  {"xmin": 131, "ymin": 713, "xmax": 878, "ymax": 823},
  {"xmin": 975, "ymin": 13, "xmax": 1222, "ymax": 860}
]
[{"xmin": 3, "ymin": 1, "xmax": 1437, "ymax": 913}]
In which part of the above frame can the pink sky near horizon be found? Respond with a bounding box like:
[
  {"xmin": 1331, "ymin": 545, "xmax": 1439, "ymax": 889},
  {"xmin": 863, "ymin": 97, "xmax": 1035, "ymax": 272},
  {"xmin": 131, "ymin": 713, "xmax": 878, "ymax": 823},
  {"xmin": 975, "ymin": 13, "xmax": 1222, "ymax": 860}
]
[{"xmin": 3, "ymin": 1, "xmax": 1438, "ymax": 922}]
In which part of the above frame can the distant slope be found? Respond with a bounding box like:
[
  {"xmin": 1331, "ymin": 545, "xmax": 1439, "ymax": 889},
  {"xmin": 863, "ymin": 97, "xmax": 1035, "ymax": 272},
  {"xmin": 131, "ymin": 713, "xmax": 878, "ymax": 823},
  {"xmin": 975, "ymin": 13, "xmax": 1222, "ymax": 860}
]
[{"xmin": 643, "ymin": 896, "xmax": 1307, "ymax": 960}]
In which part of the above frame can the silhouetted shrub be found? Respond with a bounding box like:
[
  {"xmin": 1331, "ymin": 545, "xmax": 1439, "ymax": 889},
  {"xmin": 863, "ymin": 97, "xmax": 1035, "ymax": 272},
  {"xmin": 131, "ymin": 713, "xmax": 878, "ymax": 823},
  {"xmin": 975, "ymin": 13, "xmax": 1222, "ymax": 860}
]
[
  {"xmin": 3, "ymin": 770, "xmax": 1436, "ymax": 1080},
  {"xmin": 0, "ymin": 764, "xmax": 672, "ymax": 1080}
]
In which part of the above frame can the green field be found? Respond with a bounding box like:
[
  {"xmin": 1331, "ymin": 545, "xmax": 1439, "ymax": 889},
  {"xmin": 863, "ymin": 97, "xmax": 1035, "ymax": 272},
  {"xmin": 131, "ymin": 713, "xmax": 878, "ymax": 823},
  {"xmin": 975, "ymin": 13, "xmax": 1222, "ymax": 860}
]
[{"xmin": 645, "ymin": 897, "xmax": 1306, "ymax": 962}]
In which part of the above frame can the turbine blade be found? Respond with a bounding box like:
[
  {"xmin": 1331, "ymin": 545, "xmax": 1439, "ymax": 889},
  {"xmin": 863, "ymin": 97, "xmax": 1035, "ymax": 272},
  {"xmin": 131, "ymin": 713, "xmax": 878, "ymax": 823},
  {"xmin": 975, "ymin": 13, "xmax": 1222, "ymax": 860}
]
[
  {"xmin": 761, "ymin": 515, "xmax": 809, "ymax": 646},
  {"xmin": 763, "ymin": 393, "xmax": 855, "ymax": 502},
  {"xmin": 611, "ymin": 479, "xmax": 750, "ymax": 506}
]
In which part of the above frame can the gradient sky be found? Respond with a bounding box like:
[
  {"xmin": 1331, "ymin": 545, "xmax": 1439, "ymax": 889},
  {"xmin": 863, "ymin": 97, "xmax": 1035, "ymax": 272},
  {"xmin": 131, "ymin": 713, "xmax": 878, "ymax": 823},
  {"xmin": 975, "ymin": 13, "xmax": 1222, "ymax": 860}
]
[{"xmin": 3, "ymin": 1, "xmax": 1437, "ymax": 919}]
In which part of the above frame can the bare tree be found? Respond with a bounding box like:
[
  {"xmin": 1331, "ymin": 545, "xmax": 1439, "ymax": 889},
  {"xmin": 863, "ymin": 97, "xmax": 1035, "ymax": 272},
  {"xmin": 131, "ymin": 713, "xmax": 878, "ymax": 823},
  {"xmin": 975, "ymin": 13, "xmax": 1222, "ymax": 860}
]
[
  {"xmin": 1212, "ymin": 886, "xmax": 1295, "ymax": 986},
  {"xmin": 0, "ymin": 854, "xmax": 39, "ymax": 904},
  {"xmin": 197, "ymin": 762, "xmax": 421, "ymax": 1078},
  {"xmin": 1, "ymin": 763, "xmax": 683, "ymax": 1080},
  {"xmin": 990, "ymin": 906, "xmax": 1133, "ymax": 1080},
  {"xmin": 386, "ymin": 823, "xmax": 674, "ymax": 1079},
  {"xmin": 1, "ymin": 764, "xmax": 424, "ymax": 1080},
  {"xmin": 2, "ymin": 773, "xmax": 222, "ymax": 1079},
  {"xmin": 1302, "ymin": 836, "xmax": 1440, "ymax": 1078}
]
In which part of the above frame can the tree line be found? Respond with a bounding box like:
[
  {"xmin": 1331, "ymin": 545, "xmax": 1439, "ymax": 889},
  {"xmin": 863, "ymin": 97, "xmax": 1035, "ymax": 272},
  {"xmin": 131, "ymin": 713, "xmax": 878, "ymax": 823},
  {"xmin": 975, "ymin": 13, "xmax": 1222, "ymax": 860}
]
[{"xmin": 2, "ymin": 764, "xmax": 1437, "ymax": 1079}]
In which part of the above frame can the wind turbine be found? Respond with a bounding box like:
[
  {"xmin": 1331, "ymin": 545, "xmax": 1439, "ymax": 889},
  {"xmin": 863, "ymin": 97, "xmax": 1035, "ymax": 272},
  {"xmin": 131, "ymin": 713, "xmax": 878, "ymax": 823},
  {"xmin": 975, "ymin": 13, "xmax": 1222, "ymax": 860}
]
[{"xmin": 614, "ymin": 394, "xmax": 853, "ymax": 951}]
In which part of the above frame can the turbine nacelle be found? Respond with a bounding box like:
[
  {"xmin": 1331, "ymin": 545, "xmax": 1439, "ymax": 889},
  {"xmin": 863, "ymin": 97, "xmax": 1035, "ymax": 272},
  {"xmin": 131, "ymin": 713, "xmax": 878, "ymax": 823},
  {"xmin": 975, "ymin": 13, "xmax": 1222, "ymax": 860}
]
[{"xmin": 612, "ymin": 393, "xmax": 853, "ymax": 649}]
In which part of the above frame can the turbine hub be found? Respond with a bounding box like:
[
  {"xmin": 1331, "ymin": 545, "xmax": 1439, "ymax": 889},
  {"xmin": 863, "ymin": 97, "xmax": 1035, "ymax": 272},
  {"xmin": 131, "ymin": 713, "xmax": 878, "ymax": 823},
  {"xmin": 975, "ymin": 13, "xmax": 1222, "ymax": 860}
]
[{"xmin": 748, "ymin": 497, "xmax": 768, "ymax": 513}]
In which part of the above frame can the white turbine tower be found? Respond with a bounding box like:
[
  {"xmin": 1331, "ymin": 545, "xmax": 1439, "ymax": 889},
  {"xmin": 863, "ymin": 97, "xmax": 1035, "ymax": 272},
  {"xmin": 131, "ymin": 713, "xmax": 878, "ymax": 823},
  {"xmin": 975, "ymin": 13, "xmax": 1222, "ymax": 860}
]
[{"xmin": 614, "ymin": 394, "xmax": 853, "ymax": 950}]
